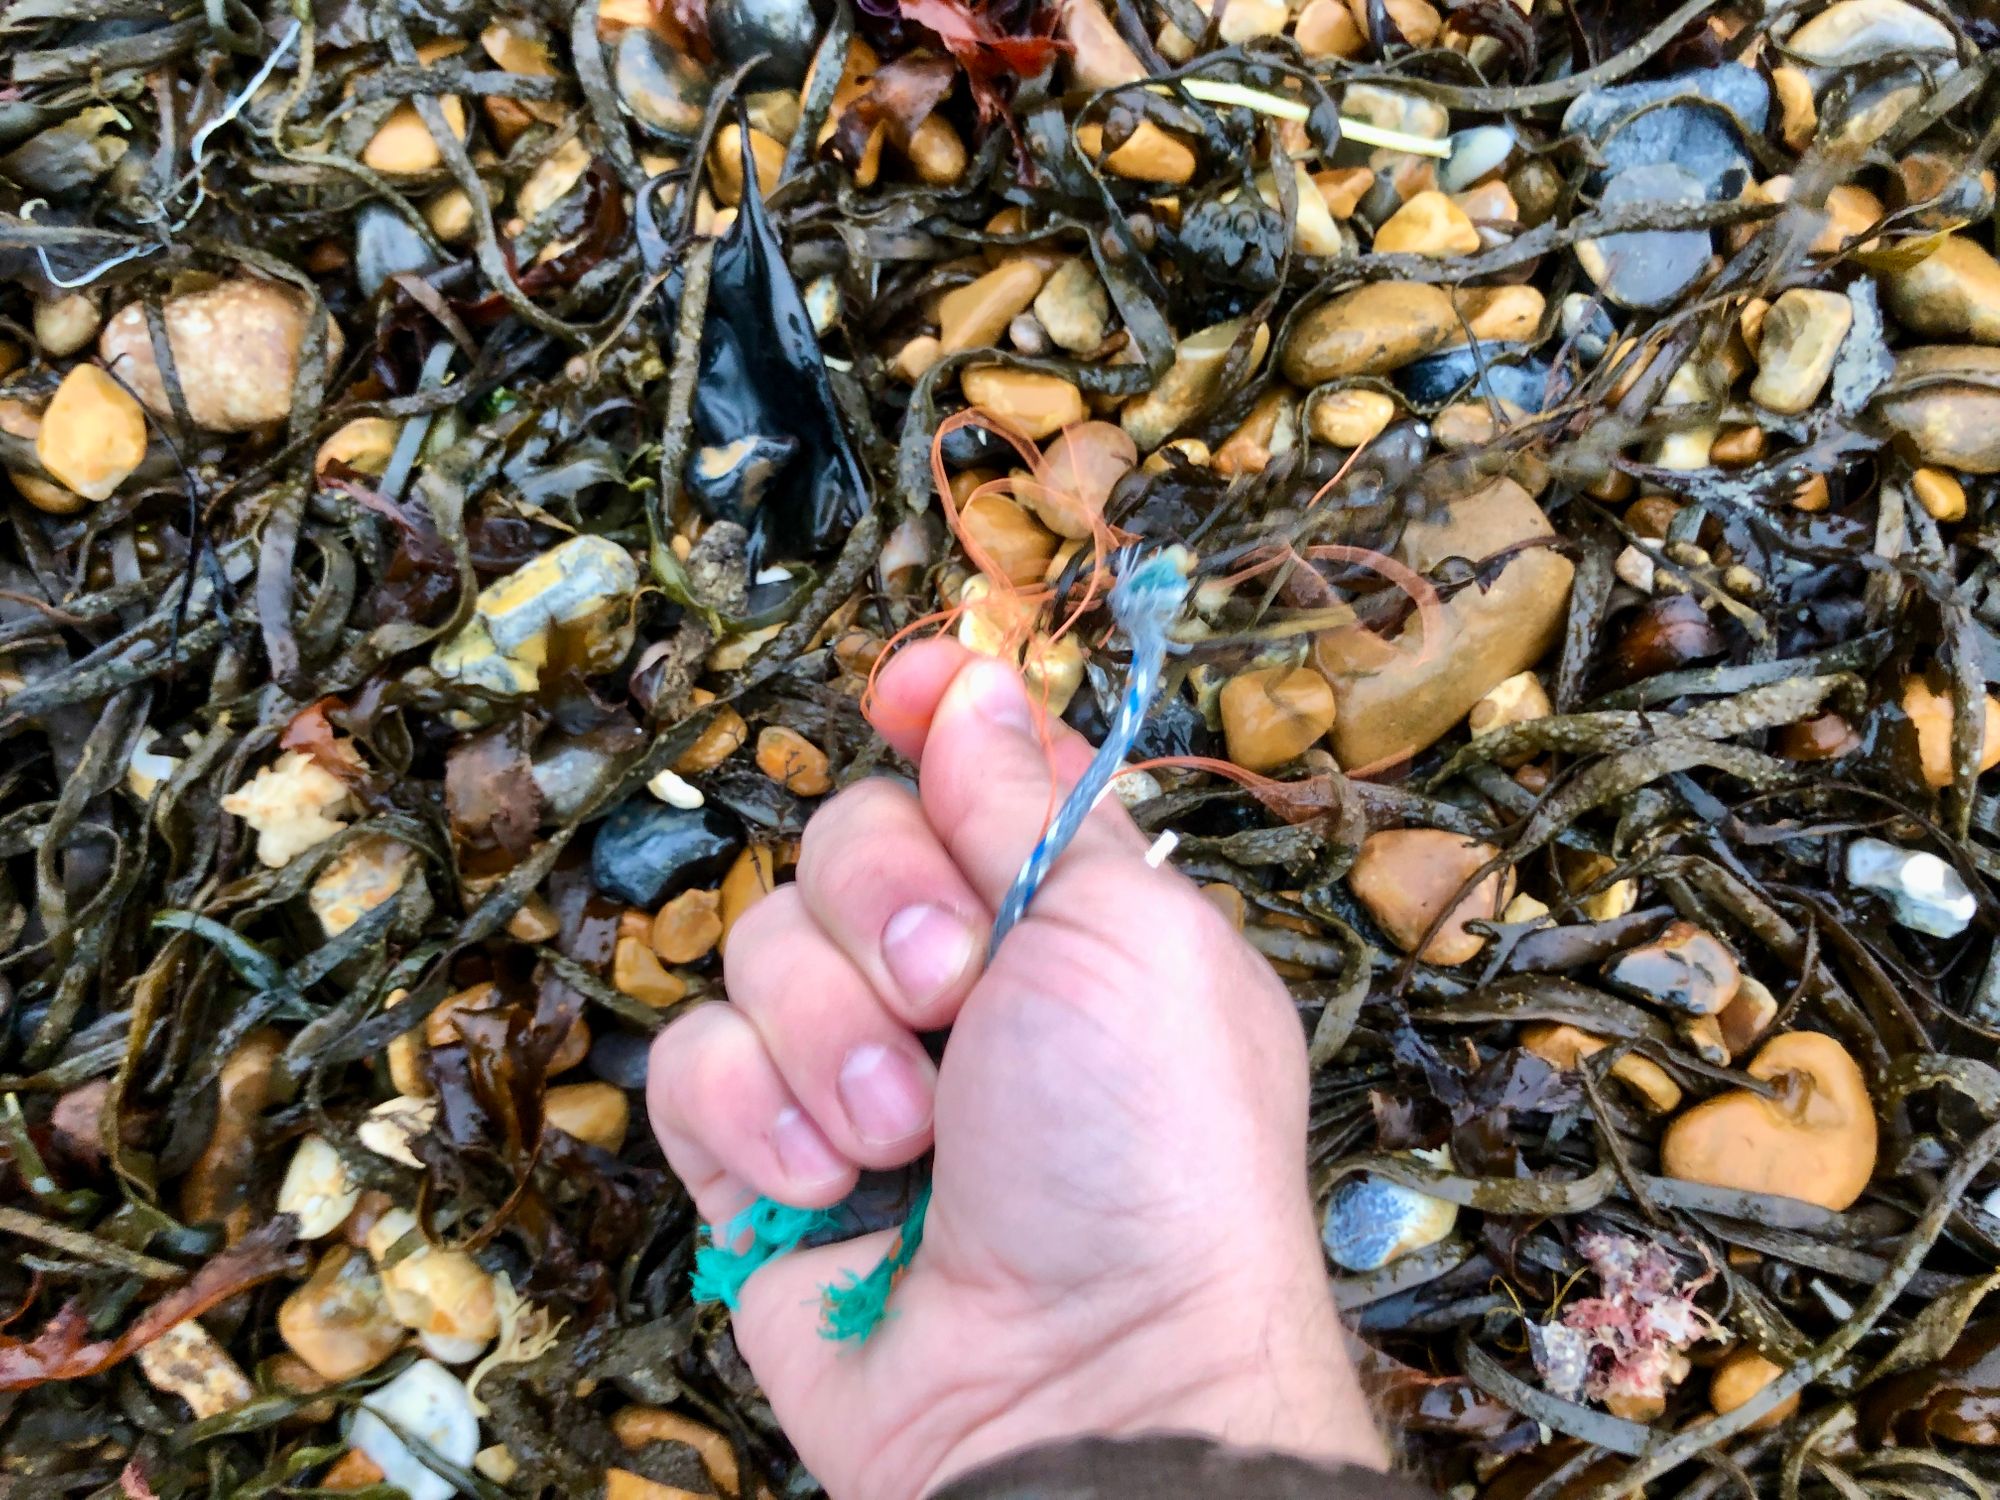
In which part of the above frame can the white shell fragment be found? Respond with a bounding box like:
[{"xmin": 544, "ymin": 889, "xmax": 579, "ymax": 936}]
[
  {"xmin": 350, "ymin": 1359, "xmax": 480, "ymax": 1500},
  {"xmin": 279, "ymin": 1133, "xmax": 362, "ymax": 1239},
  {"xmin": 359, "ymin": 1096, "xmax": 440, "ymax": 1168},
  {"xmin": 1846, "ymin": 836, "xmax": 1976, "ymax": 937},
  {"xmin": 1323, "ymin": 1155, "xmax": 1458, "ymax": 1272}
]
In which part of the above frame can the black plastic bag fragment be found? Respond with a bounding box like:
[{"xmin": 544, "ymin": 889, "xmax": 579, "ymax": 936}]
[{"xmin": 653, "ymin": 129, "xmax": 869, "ymax": 566}]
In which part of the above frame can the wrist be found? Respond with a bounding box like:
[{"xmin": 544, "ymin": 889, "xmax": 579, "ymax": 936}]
[{"xmin": 927, "ymin": 1239, "xmax": 1383, "ymax": 1492}]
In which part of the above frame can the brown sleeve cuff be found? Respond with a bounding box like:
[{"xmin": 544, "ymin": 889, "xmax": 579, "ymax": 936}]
[{"xmin": 929, "ymin": 1434, "xmax": 1427, "ymax": 1500}]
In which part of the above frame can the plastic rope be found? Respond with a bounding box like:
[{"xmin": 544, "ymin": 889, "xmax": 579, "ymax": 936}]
[{"xmin": 693, "ymin": 549, "xmax": 1190, "ymax": 1339}]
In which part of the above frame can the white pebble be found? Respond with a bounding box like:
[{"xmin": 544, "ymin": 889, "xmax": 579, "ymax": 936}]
[
  {"xmin": 647, "ymin": 767, "xmax": 705, "ymax": 808},
  {"xmin": 351, "ymin": 1360, "xmax": 480, "ymax": 1500},
  {"xmin": 1614, "ymin": 544, "xmax": 1656, "ymax": 594},
  {"xmin": 1846, "ymin": 836, "xmax": 1976, "ymax": 937}
]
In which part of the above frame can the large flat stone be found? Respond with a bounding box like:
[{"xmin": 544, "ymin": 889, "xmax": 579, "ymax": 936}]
[{"xmin": 1314, "ymin": 477, "xmax": 1574, "ymax": 770}]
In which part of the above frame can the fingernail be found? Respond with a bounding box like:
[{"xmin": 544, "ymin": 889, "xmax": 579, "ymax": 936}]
[
  {"xmin": 882, "ymin": 903, "xmax": 979, "ymax": 1008},
  {"xmin": 838, "ymin": 1043, "xmax": 935, "ymax": 1146},
  {"xmin": 965, "ymin": 658, "xmax": 1033, "ymax": 733},
  {"xmin": 771, "ymin": 1106, "xmax": 847, "ymax": 1184}
]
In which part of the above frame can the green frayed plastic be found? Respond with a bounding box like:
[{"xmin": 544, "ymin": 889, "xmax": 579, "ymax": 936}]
[
  {"xmin": 690, "ymin": 1184, "xmax": 932, "ymax": 1342},
  {"xmin": 691, "ymin": 1197, "xmax": 845, "ymax": 1309},
  {"xmin": 820, "ymin": 1185, "xmax": 930, "ymax": 1342}
]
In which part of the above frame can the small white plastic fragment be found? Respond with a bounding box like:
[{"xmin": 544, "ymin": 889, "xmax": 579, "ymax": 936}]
[
  {"xmin": 1143, "ymin": 830, "xmax": 1179, "ymax": 869},
  {"xmin": 647, "ymin": 767, "xmax": 705, "ymax": 808},
  {"xmin": 350, "ymin": 1359, "xmax": 480, "ymax": 1500}
]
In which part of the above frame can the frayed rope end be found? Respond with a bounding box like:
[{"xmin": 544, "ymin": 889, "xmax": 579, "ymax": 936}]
[{"xmin": 691, "ymin": 1185, "xmax": 932, "ymax": 1344}]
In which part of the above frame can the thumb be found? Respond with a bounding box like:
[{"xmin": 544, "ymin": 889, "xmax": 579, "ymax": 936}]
[{"xmin": 916, "ymin": 655, "xmax": 1145, "ymax": 911}]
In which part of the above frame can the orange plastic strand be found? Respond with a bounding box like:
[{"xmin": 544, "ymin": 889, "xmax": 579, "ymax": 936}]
[{"xmin": 1303, "ymin": 542, "xmax": 1447, "ymax": 670}]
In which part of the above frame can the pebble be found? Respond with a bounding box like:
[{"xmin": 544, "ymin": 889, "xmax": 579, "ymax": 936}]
[
  {"xmin": 1440, "ymin": 125, "xmax": 1516, "ymax": 193},
  {"xmin": 1279, "ymin": 281, "xmax": 1455, "ymax": 385},
  {"xmin": 588, "ymin": 1029, "xmax": 654, "ymax": 1091},
  {"xmin": 280, "ymin": 1247, "xmax": 405, "ymax": 1382},
  {"xmin": 352, "ymin": 1361, "xmax": 481, "ymax": 1500},
  {"xmin": 614, "ymin": 934, "xmax": 686, "ymax": 1007},
  {"xmin": 1786, "ymin": 0, "xmax": 1954, "ymax": 66},
  {"xmin": 616, "ymin": 28, "xmax": 712, "ymax": 135},
  {"xmin": 1748, "ymin": 288, "xmax": 1851, "ymax": 415},
  {"xmin": 35, "ymin": 364, "xmax": 147, "ymax": 502},
  {"xmin": 1520, "ymin": 1024, "xmax": 1683, "ymax": 1113},
  {"xmin": 593, "ymin": 803, "xmax": 743, "ymax": 907},
  {"xmin": 99, "ymin": 280, "xmax": 343, "ymax": 433},
  {"xmin": 1396, "ymin": 344, "xmax": 1549, "ymax": 412},
  {"xmin": 517, "ymin": 138, "xmax": 593, "ymax": 222},
  {"xmin": 1323, "ymin": 1169, "xmax": 1457, "ymax": 1272},
  {"xmin": 432, "ymin": 535, "xmax": 638, "ymax": 697},
  {"xmin": 137, "ymin": 1321, "xmax": 254, "ymax": 1422},
  {"xmin": 1775, "ymin": 711, "xmax": 1862, "ymax": 761},
  {"xmin": 1123, "ymin": 318, "xmax": 1269, "ymax": 452},
  {"xmin": 1309, "ymin": 388, "xmax": 1398, "ymax": 448},
  {"xmin": 1033, "ymin": 258, "xmax": 1111, "ymax": 354},
  {"xmin": 1576, "ymin": 163, "xmax": 1711, "ymax": 310},
  {"xmin": 1372, "ymin": 190, "xmax": 1479, "ymax": 257},
  {"xmin": 1093, "ymin": 120, "xmax": 1197, "ymax": 184},
  {"xmin": 1604, "ymin": 920, "xmax": 1741, "ymax": 1015},
  {"xmin": 1912, "ymin": 466, "xmax": 1967, "ymax": 523},
  {"xmin": 1218, "ymin": 0, "xmax": 1286, "ymax": 41},
  {"xmin": 1315, "ymin": 476, "xmax": 1573, "ymax": 770},
  {"xmin": 34, "ymin": 292, "xmax": 100, "ymax": 357},
  {"xmin": 1447, "ymin": 285, "xmax": 1543, "ymax": 345},
  {"xmin": 1660, "ymin": 1031, "xmax": 1877, "ymax": 1212},
  {"xmin": 1257, "ymin": 163, "xmax": 1347, "ymax": 257},
  {"xmin": 1882, "ymin": 235, "xmax": 2000, "ymax": 344},
  {"xmin": 308, "ymin": 834, "xmax": 417, "ymax": 937},
  {"xmin": 1342, "ymin": 84, "xmax": 1448, "ymax": 142},
  {"xmin": 941, "ymin": 260, "xmax": 1049, "ymax": 355},
  {"xmin": 719, "ymin": 845, "xmax": 778, "ymax": 953},
  {"xmin": 1314, "ymin": 166, "xmax": 1375, "ymax": 219},
  {"xmin": 546, "ymin": 1081, "xmax": 631, "ymax": 1152},
  {"xmin": 1060, "ymin": 0, "xmax": 1144, "ymax": 88},
  {"xmin": 1562, "ymin": 64, "xmax": 1769, "ymax": 191},
  {"xmin": 1451, "ymin": 181, "xmax": 1517, "ymax": 226},
  {"xmin": 1848, "ymin": 836, "xmax": 1975, "ymax": 937},
  {"xmin": 1219, "ymin": 665, "xmax": 1337, "ymax": 771},
  {"xmin": 647, "ymin": 766, "xmax": 706, "ymax": 808},
  {"xmin": 1294, "ymin": 0, "xmax": 1364, "ymax": 58},
  {"xmin": 1902, "ymin": 676, "xmax": 2000, "ymax": 788},
  {"xmin": 1772, "ymin": 66, "xmax": 1818, "ymax": 153},
  {"xmin": 278, "ymin": 1134, "xmax": 361, "ymax": 1239},
  {"xmin": 355, "ymin": 203, "xmax": 439, "ymax": 298},
  {"xmin": 1878, "ymin": 344, "xmax": 2000, "ymax": 474},
  {"xmin": 315, "ymin": 416, "xmax": 400, "ymax": 476},
  {"xmin": 1034, "ymin": 421, "xmax": 1133, "ymax": 535},
  {"xmin": 424, "ymin": 187, "xmax": 477, "ymax": 243},
  {"xmin": 708, "ymin": 123, "xmax": 784, "ymax": 206},
  {"xmin": 653, "ymin": 888, "xmax": 724, "ymax": 963},
  {"xmin": 1467, "ymin": 670, "xmax": 1550, "ymax": 752},
  {"xmin": 709, "ymin": 0, "xmax": 819, "ymax": 86},
  {"xmin": 1711, "ymin": 1350, "xmax": 1800, "ymax": 1432},
  {"xmin": 362, "ymin": 99, "xmax": 468, "ymax": 175},
  {"xmin": 756, "ymin": 726, "xmax": 832, "ymax": 796},
  {"xmin": 960, "ymin": 367, "xmax": 1087, "ymax": 441},
  {"xmin": 1343, "ymin": 0, "xmax": 1441, "ymax": 47},
  {"xmin": 1349, "ymin": 827, "xmax": 1511, "ymax": 966}
]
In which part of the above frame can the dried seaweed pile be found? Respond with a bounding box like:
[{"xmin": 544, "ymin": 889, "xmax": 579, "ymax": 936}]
[{"xmin": 5, "ymin": 0, "xmax": 2000, "ymax": 1493}]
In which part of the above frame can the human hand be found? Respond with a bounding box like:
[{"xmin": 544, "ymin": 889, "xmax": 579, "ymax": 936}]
[{"xmin": 647, "ymin": 639, "xmax": 1384, "ymax": 1498}]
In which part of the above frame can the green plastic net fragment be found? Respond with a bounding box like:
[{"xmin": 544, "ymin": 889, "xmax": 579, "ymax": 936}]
[
  {"xmin": 691, "ymin": 1196, "xmax": 846, "ymax": 1310},
  {"xmin": 820, "ymin": 1185, "xmax": 929, "ymax": 1342},
  {"xmin": 690, "ymin": 1184, "xmax": 932, "ymax": 1342}
]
